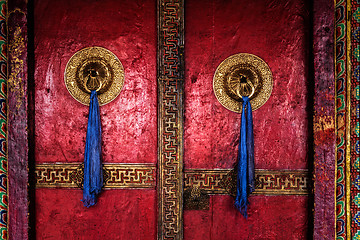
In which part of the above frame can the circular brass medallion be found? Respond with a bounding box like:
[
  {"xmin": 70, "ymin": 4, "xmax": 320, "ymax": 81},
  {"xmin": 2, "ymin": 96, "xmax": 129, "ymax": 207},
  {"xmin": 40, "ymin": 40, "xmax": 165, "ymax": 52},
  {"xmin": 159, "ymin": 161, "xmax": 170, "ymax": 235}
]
[
  {"xmin": 64, "ymin": 47, "xmax": 125, "ymax": 106},
  {"xmin": 213, "ymin": 53, "xmax": 273, "ymax": 112}
]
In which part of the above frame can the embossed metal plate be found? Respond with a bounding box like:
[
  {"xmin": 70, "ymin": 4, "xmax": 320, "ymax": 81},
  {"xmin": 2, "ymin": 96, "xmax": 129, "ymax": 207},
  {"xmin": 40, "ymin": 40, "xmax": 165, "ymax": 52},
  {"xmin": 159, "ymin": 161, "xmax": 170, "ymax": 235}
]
[
  {"xmin": 213, "ymin": 53, "xmax": 273, "ymax": 112},
  {"xmin": 64, "ymin": 47, "xmax": 124, "ymax": 106}
]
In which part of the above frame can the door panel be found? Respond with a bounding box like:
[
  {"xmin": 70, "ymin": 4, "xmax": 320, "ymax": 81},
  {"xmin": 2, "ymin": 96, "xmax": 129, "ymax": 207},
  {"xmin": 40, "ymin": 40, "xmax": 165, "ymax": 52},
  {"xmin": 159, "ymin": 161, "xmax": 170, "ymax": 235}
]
[
  {"xmin": 33, "ymin": 0, "xmax": 312, "ymax": 239},
  {"xmin": 34, "ymin": 0, "xmax": 157, "ymax": 239},
  {"xmin": 184, "ymin": 0, "xmax": 311, "ymax": 239},
  {"xmin": 184, "ymin": 0, "xmax": 310, "ymax": 170}
]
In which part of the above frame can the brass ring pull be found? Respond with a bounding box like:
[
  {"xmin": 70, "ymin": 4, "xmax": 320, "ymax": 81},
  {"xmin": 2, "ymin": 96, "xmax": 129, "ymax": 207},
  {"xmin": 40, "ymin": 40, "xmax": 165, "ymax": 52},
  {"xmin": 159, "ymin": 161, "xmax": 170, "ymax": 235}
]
[
  {"xmin": 236, "ymin": 80, "xmax": 255, "ymax": 99},
  {"xmin": 84, "ymin": 80, "xmax": 103, "ymax": 93},
  {"xmin": 213, "ymin": 53, "xmax": 273, "ymax": 112},
  {"xmin": 65, "ymin": 47, "xmax": 125, "ymax": 106}
]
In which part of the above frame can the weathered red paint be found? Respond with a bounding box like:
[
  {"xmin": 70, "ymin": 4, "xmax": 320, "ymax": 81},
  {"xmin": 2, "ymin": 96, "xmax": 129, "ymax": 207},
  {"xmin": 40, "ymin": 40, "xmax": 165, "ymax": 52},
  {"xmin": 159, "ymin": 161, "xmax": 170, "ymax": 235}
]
[
  {"xmin": 34, "ymin": 0, "xmax": 157, "ymax": 239},
  {"xmin": 34, "ymin": 0, "xmax": 157, "ymax": 164},
  {"xmin": 313, "ymin": 0, "xmax": 335, "ymax": 238},
  {"xmin": 8, "ymin": 0, "xmax": 29, "ymax": 239},
  {"xmin": 36, "ymin": 189, "xmax": 157, "ymax": 240},
  {"xmin": 184, "ymin": 195, "xmax": 310, "ymax": 239},
  {"xmin": 184, "ymin": 0, "xmax": 311, "ymax": 170},
  {"xmin": 184, "ymin": 0, "xmax": 312, "ymax": 238}
]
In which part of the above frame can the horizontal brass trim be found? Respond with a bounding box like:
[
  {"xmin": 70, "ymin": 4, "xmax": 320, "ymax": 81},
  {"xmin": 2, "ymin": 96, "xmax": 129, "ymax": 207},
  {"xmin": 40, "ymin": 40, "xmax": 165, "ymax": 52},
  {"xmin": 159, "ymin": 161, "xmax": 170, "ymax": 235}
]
[
  {"xmin": 36, "ymin": 163, "xmax": 156, "ymax": 189},
  {"xmin": 35, "ymin": 164, "xmax": 310, "ymax": 195},
  {"xmin": 184, "ymin": 169, "xmax": 310, "ymax": 196}
]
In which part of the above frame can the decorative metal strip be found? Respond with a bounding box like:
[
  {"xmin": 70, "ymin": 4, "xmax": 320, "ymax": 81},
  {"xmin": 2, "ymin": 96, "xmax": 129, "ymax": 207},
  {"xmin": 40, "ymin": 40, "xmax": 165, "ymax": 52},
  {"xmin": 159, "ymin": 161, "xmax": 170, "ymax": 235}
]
[
  {"xmin": 254, "ymin": 170, "xmax": 310, "ymax": 195},
  {"xmin": 36, "ymin": 164, "xmax": 309, "ymax": 195},
  {"xmin": 184, "ymin": 169, "xmax": 310, "ymax": 195},
  {"xmin": 0, "ymin": 0, "xmax": 6, "ymax": 238},
  {"xmin": 157, "ymin": 0, "xmax": 184, "ymax": 239},
  {"xmin": 36, "ymin": 163, "xmax": 156, "ymax": 189},
  {"xmin": 184, "ymin": 169, "xmax": 230, "ymax": 194}
]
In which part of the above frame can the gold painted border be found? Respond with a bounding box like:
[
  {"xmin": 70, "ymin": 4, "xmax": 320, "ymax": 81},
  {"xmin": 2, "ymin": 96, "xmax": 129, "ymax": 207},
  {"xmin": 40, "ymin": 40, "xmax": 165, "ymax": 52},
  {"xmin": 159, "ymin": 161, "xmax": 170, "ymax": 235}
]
[
  {"xmin": 157, "ymin": 0, "xmax": 185, "ymax": 239},
  {"xmin": 36, "ymin": 164, "xmax": 309, "ymax": 196},
  {"xmin": 36, "ymin": 163, "xmax": 156, "ymax": 189},
  {"xmin": 184, "ymin": 169, "xmax": 310, "ymax": 196}
]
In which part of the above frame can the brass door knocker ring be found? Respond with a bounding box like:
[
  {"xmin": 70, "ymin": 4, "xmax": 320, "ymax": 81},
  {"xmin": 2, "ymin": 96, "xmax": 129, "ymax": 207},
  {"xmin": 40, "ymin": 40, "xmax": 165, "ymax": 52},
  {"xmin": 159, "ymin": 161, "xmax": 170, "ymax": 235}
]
[
  {"xmin": 84, "ymin": 81, "xmax": 103, "ymax": 93},
  {"xmin": 64, "ymin": 47, "xmax": 125, "ymax": 106},
  {"xmin": 83, "ymin": 69, "xmax": 104, "ymax": 93},
  {"xmin": 235, "ymin": 79, "xmax": 255, "ymax": 99},
  {"xmin": 213, "ymin": 53, "xmax": 273, "ymax": 113}
]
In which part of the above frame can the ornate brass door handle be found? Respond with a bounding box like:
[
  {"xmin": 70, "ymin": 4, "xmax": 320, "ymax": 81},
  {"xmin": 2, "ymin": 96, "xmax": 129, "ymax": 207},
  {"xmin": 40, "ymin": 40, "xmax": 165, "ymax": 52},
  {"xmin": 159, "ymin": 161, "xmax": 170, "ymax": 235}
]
[
  {"xmin": 64, "ymin": 47, "xmax": 125, "ymax": 106},
  {"xmin": 234, "ymin": 76, "xmax": 255, "ymax": 99},
  {"xmin": 213, "ymin": 53, "xmax": 273, "ymax": 112}
]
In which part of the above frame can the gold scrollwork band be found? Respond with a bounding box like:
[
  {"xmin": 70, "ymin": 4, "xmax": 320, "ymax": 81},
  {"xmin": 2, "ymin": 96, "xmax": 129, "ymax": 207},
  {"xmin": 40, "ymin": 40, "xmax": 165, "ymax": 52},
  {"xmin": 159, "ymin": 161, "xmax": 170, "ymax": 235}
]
[
  {"xmin": 184, "ymin": 169, "xmax": 310, "ymax": 195},
  {"xmin": 36, "ymin": 163, "xmax": 310, "ymax": 195},
  {"xmin": 36, "ymin": 163, "xmax": 156, "ymax": 189}
]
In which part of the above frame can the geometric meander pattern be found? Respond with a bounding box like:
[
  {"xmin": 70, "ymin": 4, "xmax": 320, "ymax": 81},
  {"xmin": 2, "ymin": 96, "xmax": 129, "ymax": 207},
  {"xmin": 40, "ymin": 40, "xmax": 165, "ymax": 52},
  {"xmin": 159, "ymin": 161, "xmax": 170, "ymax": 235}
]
[
  {"xmin": 352, "ymin": 0, "xmax": 360, "ymax": 238},
  {"xmin": 36, "ymin": 164, "xmax": 310, "ymax": 196},
  {"xmin": 184, "ymin": 169, "xmax": 310, "ymax": 195},
  {"xmin": 36, "ymin": 164, "xmax": 156, "ymax": 189},
  {"xmin": 0, "ymin": 1, "xmax": 6, "ymax": 239},
  {"xmin": 157, "ymin": 0, "xmax": 185, "ymax": 239}
]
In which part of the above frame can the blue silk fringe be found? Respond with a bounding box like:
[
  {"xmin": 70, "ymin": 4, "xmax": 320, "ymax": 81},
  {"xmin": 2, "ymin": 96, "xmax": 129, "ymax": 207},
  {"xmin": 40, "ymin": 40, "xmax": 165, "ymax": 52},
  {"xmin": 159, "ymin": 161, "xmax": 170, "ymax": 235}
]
[
  {"xmin": 235, "ymin": 96, "xmax": 255, "ymax": 218},
  {"xmin": 82, "ymin": 90, "xmax": 103, "ymax": 207}
]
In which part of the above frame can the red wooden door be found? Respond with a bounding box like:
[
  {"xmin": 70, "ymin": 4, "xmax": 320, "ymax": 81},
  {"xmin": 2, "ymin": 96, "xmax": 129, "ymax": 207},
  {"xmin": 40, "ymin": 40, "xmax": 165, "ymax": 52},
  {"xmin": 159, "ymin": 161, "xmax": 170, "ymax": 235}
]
[
  {"xmin": 32, "ymin": 0, "xmax": 312, "ymax": 239},
  {"xmin": 34, "ymin": 0, "xmax": 158, "ymax": 239},
  {"xmin": 183, "ymin": 0, "xmax": 311, "ymax": 239}
]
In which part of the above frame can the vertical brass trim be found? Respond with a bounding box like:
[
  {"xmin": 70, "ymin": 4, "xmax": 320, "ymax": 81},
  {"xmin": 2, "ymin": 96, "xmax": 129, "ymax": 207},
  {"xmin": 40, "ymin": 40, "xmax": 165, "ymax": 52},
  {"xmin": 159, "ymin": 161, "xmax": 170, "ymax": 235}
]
[{"xmin": 157, "ymin": 0, "xmax": 184, "ymax": 239}]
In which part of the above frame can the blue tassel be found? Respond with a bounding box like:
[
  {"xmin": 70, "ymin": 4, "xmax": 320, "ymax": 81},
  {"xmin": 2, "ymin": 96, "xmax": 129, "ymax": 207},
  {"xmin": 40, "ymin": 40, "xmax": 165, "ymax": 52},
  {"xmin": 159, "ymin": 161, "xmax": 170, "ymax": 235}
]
[
  {"xmin": 82, "ymin": 90, "xmax": 103, "ymax": 207},
  {"xmin": 235, "ymin": 96, "xmax": 255, "ymax": 217}
]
